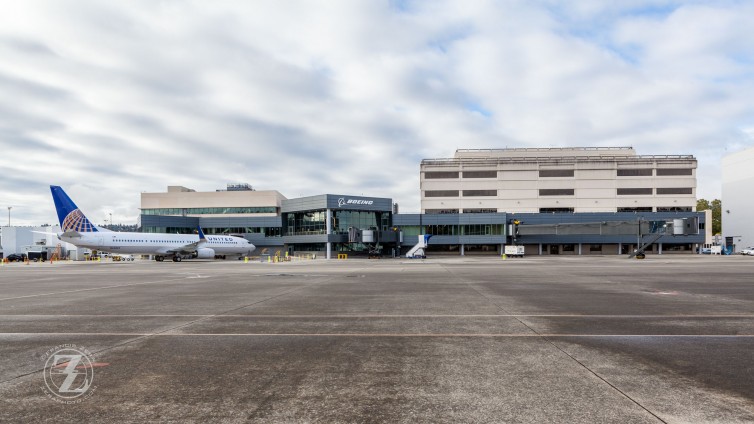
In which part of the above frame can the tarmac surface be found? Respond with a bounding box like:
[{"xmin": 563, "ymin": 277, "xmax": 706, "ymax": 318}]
[{"xmin": 0, "ymin": 255, "xmax": 753, "ymax": 423}]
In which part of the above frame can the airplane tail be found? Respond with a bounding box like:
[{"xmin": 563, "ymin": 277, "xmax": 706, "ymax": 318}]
[
  {"xmin": 197, "ymin": 226, "xmax": 207, "ymax": 242},
  {"xmin": 50, "ymin": 185, "xmax": 101, "ymax": 233}
]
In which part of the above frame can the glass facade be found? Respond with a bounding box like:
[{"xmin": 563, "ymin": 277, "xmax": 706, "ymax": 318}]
[
  {"xmin": 285, "ymin": 210, "xmax": 328, "ymax": 236},
  {"xmin": 334, "ymin": 210, "xmax": 390, "ymax": 234},
  {"xmin": 283, "ymin": 210, "xmax": 391, "ymax": 236},
  {"xmin": 143, "ymin": 226, "xmax": 196, "ymax": 234},
  {"xmin": 143, "ymin": 226, "xmax": 281, "ymax": 236},
  {"xmin": 142, "ymin": 207, "xmax": 277, "ymax": 216},
  {"xmin": 205, "ymin": 227, "xmax": 281, "ymax": 237},
  {"xmin": 398, "ymin": 224, "xmax": 504, "ymax": 236}
]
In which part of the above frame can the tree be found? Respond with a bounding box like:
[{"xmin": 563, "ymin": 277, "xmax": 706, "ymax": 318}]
[{"xmin": 697, "ymin": 198, "xmax": 722, "ymax": 235}]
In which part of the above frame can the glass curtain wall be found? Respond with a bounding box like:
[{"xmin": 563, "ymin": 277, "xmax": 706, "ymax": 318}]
[
  {"xmin": 333, "ymin": 211, "xmax": 390, "ymax": 234},
  {"xmin": 285, "ymin": 210, "xmax": 327, "ymax": 236}
]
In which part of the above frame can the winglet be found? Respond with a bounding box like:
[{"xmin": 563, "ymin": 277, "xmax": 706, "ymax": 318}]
[{"xmin": 197, "ymin": 226, "xmax": 207, "ymax": 241}]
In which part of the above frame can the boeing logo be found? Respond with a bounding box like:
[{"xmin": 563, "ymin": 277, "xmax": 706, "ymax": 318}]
[{"xmin": 337, "ymin": 198, "xmax": 374, "ymax": 207}]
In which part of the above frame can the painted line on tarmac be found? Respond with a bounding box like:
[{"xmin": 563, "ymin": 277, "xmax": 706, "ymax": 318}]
[
  {"xmin": 1, "ymin": 332, "xmax": 753, "ymax": 337},
  {"xmin": 2, "ymin": 314, "xmax": 754, "ymax": 318},
  {"xmin": 0, "ymin": 277, "xmax": 191, "ymax": 301}
]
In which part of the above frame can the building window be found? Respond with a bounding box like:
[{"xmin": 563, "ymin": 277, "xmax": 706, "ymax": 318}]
[
  {"xmin": 562, "ymin": 244, "xmax": 575, "ymax": 252},
  {"xmin": 284, "ymin": 210, "xmax": 327, "ymax": 236},
  {"xmin": 656, "ymin": 168, "xmax": 693, "ymax": 176},
  {"xmin": 618, "ymin": 207, "xmax": 653, "ymax": 212},
  {"xmin": 142, "ymin": 207, "xmax": 277, "ymax": 215},
  {"xmin": 462, "ymin": 190, "xmax": 497, "ymax": 197},
  {"xmin": 424, "ymin": 190, "xmax": 460, "ymax": 197},
  {"xmin": 332, "ymin": 210, "xmax": 388, "ymax": 234},
  {"xmin": 657, "ymin": 207, "xmax": 693, "ymax": 212},
  {"xmin": 617, "ymin": 188, "xmax": 653, "ymax": 195},
  {"xmin": 424, "ymin": 171, "xmax": 459, "ymax": 179},
  {"xmin": 424, "ymin": 209, "xmax": 458, "ymax": 214},
  {"xmin": 539, "ymin": 208, "xmax": 574, "ymax": 213},
  {"xmin": 463, "ymin": 208, "xmax": 497, "ymax": 213},
  {"xmin": 590, "ymin": 244, "xmax": 602, "ymax": 252},
  {"xmin": 656, "ymin": 187, "xmax": 693, "ymax": 195},
  {"xmin": 617, "ymin": 168, "xmax": 653, "ymax": 176},
  {"xmin": 425, "ymin": 225, "xmax": 458, "ymax": 236},
  {"xmin": 539, "ymin": 189, "xmax": 575, "ymax": 196},
  {"xmin": 539, "ymin": 169, "xmax": 574, "ymax": 178},
  {"xmin": 462, "ymin": 170, "xmax": 497, "ymax": 178}
]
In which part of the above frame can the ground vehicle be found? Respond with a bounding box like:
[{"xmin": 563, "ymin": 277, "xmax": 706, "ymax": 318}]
[
  {"xmin": 504, "ymin": 245, "xmax": 525, "ymax": 258},
  {"xmin": 5, "ymin": 253, "xmax": 27, "ymax": 262},
  {"xmin": 113, "ymin": 255, "xmax": 135, "ymax": 261},
  {"xmin": 699, "ymin": 247, "xmax": 712, "ymax": 254},
  {"xmin": 27, "ymin": 251, "xmax": 48, "ymax": 262},
  {"xmin": 740, "ymin": 247, "xmax": 754, "ymax": 256}
]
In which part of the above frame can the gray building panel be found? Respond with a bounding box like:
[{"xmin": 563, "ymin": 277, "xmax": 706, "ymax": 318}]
[
  {"xmin": 393, "ymin": 213, "xmax": 507, "ymax": 226},
  {"xmin": 281, "ymin": 195, "xmax": 329, "ymax": 213},
  {"xmin": 246, "ymin": 234, "xmax": 284, "ymax": 246},
  {"xmin": 283, "ymin": 234, "xmax": 329, "ymax": 244},
  {"xmin": 140, "ymin": 215, "xmax": 200, "ymax": 228},
  {"xmin": 282, "ymin": 194, "xmax": 392, "ymax": 212},
  {"xmin": 198, "ymin": 216, "xmax": 282, "ymax": 228},
  {"xmin": 393, "ymin": 211, "xmax": 705, "ymax": 246}
]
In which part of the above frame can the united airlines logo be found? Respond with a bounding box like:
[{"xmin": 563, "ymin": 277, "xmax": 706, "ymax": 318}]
[
  {"xmin": 62, "ymin": 209, "xmax": 98, "ymax": 232},
  {"xmin": 42, "ymin": 344, "xmax": 99, "ymax": 404},
  {"xmin": 337, "ymin": 198, "xmax": 374, "ymax": 207}
]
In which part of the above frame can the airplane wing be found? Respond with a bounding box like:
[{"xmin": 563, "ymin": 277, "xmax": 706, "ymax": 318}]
[
  {"xmin": 31, "ymin": 230, "xmax": 81, "ymax": 238},
  {"xmin": 160, "ymin": 227, "xmax": 208, "ymax": 256},
  {"xmin": 31, "ymin": 230, "xmax": 59, "ymax": 236},
  {"xmin": 164, "ymin": 241, "xmax": 203, "ymax": 256}
]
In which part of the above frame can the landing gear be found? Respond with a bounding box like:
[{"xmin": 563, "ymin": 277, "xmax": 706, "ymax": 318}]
[
  {"xmin": 172, "ymin": 256, "xmax": 182, "ymax": 262},
  {"xmin": 155, "ymin": 256, "xmax": 164, "ymax": 262}
]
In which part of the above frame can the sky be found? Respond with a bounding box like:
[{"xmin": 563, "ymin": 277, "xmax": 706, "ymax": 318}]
[{"xmin": 1, "ymin": 0, "xmax": 753, "ymax": 226}]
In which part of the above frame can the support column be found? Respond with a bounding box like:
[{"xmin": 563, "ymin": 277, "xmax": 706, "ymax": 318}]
[
  {"xmin": 659, "ymin": 243, "xmax": 663, "ymax": 255},
  {"xmin": 578, "ymin": 243, "xmax": 582, "ymax": 255},
  {"xmin": 460, "ymin": 244, "xmax": 465, "ymax": 256},
  {"xmin": 500, "ymin": 244, "xmax": 504, "ymax": 255},
  {"xmin": 326, "ymin": 208, "xmax": 332, "ymax": 260},
  {"xmin": 538, "ymin": 243, "xmax": 543, "ymax": 255},
  {"xmin": 618, "ymin": 243, "xmax": 622, "ymax": 255}
]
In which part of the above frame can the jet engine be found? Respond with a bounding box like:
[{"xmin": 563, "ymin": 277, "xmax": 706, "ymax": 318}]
[{"xmin": 194, "ymin": 248, "xmax": 216, "ymax": 259}]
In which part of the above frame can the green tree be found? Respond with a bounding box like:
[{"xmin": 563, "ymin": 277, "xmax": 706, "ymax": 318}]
[{"xmin": 697, "ymin": 198, "xmax": 722, "ymax": 235}]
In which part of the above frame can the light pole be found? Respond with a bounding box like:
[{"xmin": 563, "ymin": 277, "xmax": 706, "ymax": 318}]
[
  {"xmin": 7, "ymin": 206, "xmax": 11, "ymax": 227},
  {"xmin": 109, "ymin": 212, "xmax": 113, "ymax": 229}
]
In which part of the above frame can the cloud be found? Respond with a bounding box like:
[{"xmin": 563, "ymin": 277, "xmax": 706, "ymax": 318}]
[{"xmin": 1, "ymin": 0, "xmax": 752, "ymax": 225}]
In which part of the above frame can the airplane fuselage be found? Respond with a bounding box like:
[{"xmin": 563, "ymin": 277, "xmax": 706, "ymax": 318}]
[{"xmin": 59, "ymin": 231, "xmax": 255, "ymax": 259}]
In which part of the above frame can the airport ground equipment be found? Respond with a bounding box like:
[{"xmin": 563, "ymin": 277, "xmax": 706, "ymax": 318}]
[
  {"xmin": 406, "ymin": 234, "xmax": 432, "ymax": 259},
  {"xmin": 504, "ymin": 245, "xmax": 525, "ymax": 258}
]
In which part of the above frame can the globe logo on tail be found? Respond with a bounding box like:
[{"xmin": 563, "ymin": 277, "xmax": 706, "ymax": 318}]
[{"xmin": 62, "ymin": 209, "xmax": 97, "ymax": 232}]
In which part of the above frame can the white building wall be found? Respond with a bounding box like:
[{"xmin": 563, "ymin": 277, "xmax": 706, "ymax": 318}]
[
  {"xmin": 421, "ymin": 148, "xmax": 697, "ymax": 214},
  {"xmin": 1, "ymin": 226, "xmax": 84, "ymax": 259},
  {"xmin": 722, "ymin": 147, "xmax": 754, "ymax": 249}
]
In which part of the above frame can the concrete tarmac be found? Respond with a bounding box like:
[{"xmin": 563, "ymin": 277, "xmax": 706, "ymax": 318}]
[{"xmin": 0, "ymin": 255, "xmax": 753, "ymax": 423}]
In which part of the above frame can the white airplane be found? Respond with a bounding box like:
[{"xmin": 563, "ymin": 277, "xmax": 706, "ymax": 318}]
[{"xmin": 49, "ymin": 185, "xmax": 256, "ymax": 262}]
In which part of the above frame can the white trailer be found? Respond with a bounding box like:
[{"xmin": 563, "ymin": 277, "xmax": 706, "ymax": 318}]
[{"xmin": 504, "ymin": 245, "xmax": 524, "ymax": 258}]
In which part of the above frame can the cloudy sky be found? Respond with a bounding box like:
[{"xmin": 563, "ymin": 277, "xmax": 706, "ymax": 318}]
[{"xmin": 1, "ymin": 0, "xmax": 753, "ymax": 226}]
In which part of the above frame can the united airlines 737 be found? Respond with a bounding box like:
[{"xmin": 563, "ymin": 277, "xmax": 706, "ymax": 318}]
[{"xmin": 49, "ymin": 185, "xmax": 255, "ymax": 262}]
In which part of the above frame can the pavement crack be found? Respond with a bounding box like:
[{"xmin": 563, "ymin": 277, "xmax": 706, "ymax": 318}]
[{"xmin": 440, "ymin": 264, "xmax": 669, "ymax": 424}]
